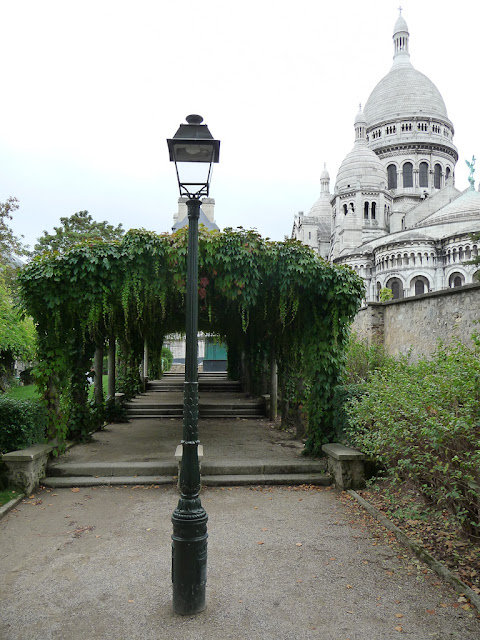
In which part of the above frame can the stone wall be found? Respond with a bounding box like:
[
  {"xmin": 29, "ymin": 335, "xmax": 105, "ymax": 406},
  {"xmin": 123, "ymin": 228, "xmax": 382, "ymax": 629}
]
[{"xmin": 352, "ymin": 283, "xmax": 480, "ymax": 360}]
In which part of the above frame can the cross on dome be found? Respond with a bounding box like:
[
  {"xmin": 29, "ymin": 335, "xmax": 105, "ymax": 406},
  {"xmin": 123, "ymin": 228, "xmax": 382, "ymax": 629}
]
[{"xmin": 398, "ymin": 5, "xmax": 402, "ymax": 15}]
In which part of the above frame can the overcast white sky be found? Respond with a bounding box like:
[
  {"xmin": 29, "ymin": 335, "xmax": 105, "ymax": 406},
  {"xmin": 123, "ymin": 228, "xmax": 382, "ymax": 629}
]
[{"xmin": 1, "ymin": 0, "xmax": 479, "ymax": 251}]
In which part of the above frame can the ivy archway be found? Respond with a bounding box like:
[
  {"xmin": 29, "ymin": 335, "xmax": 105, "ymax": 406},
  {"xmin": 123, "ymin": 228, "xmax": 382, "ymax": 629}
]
[{"xmin": 18, "ymin": 226, "xmax": 364, "ymax": 454}]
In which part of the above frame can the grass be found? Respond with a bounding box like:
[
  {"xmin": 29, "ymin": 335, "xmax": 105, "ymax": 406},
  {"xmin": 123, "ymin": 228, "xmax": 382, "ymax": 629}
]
[
  {"xmin": 4, "ymin": 385, "xmax": 39, "ymax": 400},
  {"xmin": 0, "ymin": 489, "xmax": 21, "ymax": 507},
  {"xmin": 4, "ymin": 375, "xmax": 109, "ymax": 402}
]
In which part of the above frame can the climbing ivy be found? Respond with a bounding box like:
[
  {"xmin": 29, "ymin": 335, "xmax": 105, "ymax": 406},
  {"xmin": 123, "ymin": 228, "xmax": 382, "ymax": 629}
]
[{"xmin": 18, "ymin": 227, "xmax": 364, "ymax": 453}]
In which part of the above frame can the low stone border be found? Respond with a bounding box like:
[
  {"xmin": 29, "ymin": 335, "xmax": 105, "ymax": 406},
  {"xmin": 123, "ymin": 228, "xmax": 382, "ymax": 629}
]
[
  {"xmin": 2, "ymin": 444, "xmax": 54, "ymax": 495},
  {"xmin": 348, "ymin": 489, "xmax": 480, "ymax": 611},
  {"xmin": 322, "ymin": 443, "xmax": 366, "ymax": 489},
  {"xmin": 0, "ymin": 494, "xmax": 24, "ymax": 520}
]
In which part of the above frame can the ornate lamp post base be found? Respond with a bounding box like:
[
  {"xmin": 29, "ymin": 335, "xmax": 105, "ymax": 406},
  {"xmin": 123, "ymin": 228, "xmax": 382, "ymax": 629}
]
[{"xmin": 172, "ymin": 500, "xmax": 208, "ymax": 614}]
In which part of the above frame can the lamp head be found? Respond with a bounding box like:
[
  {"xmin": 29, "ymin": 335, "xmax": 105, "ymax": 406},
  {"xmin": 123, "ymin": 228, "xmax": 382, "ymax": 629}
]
[{"xmin": 167, "ymin": 115, "xmax": 220, "ymax": 198}]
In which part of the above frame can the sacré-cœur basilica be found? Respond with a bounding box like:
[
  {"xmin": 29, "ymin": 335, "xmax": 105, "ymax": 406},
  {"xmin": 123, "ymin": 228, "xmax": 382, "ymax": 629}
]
[{"xmin": 292, "ymin": 10, "xmax": 480, "ymax": 302}]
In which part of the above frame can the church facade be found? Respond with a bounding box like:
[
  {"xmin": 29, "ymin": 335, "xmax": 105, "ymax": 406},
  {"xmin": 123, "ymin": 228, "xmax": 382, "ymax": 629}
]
[{"xmin": 292, "ymin": 12, "xmax": 480, "ymax": 302}]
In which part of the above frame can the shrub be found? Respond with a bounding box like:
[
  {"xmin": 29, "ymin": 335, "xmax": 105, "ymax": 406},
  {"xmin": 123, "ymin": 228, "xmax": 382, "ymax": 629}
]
[
  {"xmin": 0, "ymin": 396, "xmax": 47, "ymax": 453},
  {"xmin": 346, "ymin": 337, "xmax": 480, "ymax": 537},
  {"xmin": 332, "ymin": 384, "xmax": 367, "ymax": 441},
  {"xmin": 105, "ymin": 398, "xmax": 128, "ymax": 423},
  {"xmin": 343, "ymin": 334, "xmax": 394, "ymax": 384}
]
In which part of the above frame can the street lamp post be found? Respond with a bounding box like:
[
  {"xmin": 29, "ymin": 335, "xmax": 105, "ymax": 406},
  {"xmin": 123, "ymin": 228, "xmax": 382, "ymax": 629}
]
[{"xmin": 167, "ymin": 115, "xmax": 220, "ymax": 615}]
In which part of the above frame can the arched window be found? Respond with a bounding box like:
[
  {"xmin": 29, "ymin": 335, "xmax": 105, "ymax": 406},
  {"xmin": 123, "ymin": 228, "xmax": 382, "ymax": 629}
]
[
  {"xmin": 371, "ymin": 202, "xmax": 376, "ymax": 220},
  {"xmin": 414, "ymin": 280, "xmax": 425, "ymax": 295},
  {"xmin": 387, "ymin": 165, "xmax": 397, "ymax": 189},
  {"xmin": 376, "ymin": 282, "xmax": 381, "ymax": 302},
  {"xmin": 403, "ymin": 162, "xmax": 413, "ymax": 188},
  {"xmin": 449, "ymin": 273, "xmax": 464, "ymax": 288},
  {"xmin": 434, "ymin": 164, "xmax": 442, "ymax": 189},
  {"xmin": 364, "ymin": 202, "xmax": 369, "ymax": 219},
  {"xmin": 419, "ymin": 162, "xmax": 429, "ymax": 188},
  {"xmin": 343, "ymin": 204, "xmax": 348, "ymax": 215},
  {"xmin": 386, "ymin": 278, "xmax": 403, "ymax": 299},
  {"xmin": 446, "ymin": 166, "xmax": 451, "ymax": 181}
]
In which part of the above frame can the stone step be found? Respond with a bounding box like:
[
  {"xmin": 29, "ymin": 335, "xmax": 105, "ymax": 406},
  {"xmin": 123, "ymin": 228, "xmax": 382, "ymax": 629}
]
[
  {"xmin": 42, "ymin": 473, "xmax": 331, "ymax": 488},
  {"xmin": 47, "ymin": 459, "xmax": 326, "ymax": 478},
  {"xmin": 126, "ymin": 404, "xmax": 263, "ymax": 412},
  {"xmin": 47, "ymin": 461, "xmax": 178, "ymax": 477},
  {"xmin": 147, "ymin": 383, "xmax": 242, "ymax": 392},
  {"xmin": 42, "ymin": 476, "xmax": 175, "ymax": 488}
]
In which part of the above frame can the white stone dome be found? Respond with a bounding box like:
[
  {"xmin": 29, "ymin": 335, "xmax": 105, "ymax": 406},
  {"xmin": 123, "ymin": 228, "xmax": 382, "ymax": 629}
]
[
  {"xmin": 364, "ymin": 66, "xmax": 449, "ymax": 125},
  {"xmin": 335, "ymin": 111, "xmax": 387, "ymax": 191},
  {"xmin": 394, "ymin": 13, "xmax": 408, "ymax": 34},
  {"xmin": 364, "ymin": 13, "xmax": 450, "ymax": 127},
  {"xmin": 307, "ymin": 164, "xmax": 331, "ymax": 238},
  {"xmin": 307, "ymin": 196, "xmax": 331, "ymax": 237}
]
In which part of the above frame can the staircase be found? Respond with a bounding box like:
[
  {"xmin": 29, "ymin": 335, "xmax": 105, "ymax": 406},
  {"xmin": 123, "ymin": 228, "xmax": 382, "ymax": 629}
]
[
  {"xmin": 42, "ymin": 371, "xmax": 331, "ymax": 488},
  {"xmin": 44, "ymin": 459, "xmax": 329, "ymax": 488},
  {"xmin": 125, "ymin": 373, "xmax": 265, "ymax": 420}
]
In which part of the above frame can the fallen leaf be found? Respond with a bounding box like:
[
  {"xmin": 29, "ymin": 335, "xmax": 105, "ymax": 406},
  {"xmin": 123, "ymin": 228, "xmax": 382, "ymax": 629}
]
[
  {"xmin": 257, "ymin": 541, "xmax": 264, "ymax": 545},
  {"xmin": 426, "ymin": 609, "xmax": 436, "ymax": 615},
  {"xmin": 146, "ymin": 528, "xmax": 151, "ymax": 531},
  {"xmin": 128, "ymin": 600, "xmax": 134, "ymax": 603},
  {"xmin": 346, "ymin": 584, "xmax": 353, "ymax": 589},
  {"xmin": 296, "ymin": 543, "xmax": 303, "ymax": 547},
  {"xmin": 395, "ymin": 613, "xmax": 403, "ymax": 618},
  {"xmin": 461, "ymin": 604, "xmax": 471, "ymax": 611},
  {"xmin": 395, "ymin": 624, "xmax": 403, "ymax": 632},
  {"xmin": 71, "ymin": 488, "xmax": 80, "ymax": 493},
  {"xmin": 261, "ymin": 528, "xmax": 269, "ymax": 532}
]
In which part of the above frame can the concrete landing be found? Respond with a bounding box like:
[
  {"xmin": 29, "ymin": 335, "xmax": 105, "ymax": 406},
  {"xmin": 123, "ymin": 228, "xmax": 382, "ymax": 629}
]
[{"xmin": 45, "ymin": 406, "xmax": 328, "ymax": 487}]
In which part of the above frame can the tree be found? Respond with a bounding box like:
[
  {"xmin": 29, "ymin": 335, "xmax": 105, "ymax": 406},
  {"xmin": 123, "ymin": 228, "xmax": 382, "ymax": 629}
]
[
  {"xmin": 0, "ymin": 272, "xmax": 36, "ymax": 390},
  {"xmin": 0, "ymin": 197, "xmax": 28, "ymax": 263},
  {"xmin": 0, "ymin": 198, "xmax": 36, "ymax": 389},
  {"xmin": 33, "ymin": 210, "xmax": 124, "ymax": 255}
]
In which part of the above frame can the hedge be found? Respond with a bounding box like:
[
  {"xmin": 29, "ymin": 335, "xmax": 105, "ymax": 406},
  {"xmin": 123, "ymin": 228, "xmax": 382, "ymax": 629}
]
[{"xmin": 0, "ymin": 397, "xmax": 47, "ymax": 454}]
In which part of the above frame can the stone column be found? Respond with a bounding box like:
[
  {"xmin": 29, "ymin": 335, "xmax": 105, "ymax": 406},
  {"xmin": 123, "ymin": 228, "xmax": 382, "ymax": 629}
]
[{"xmin": 107, "ymin": 337, "xmax": 116, "ymax": 401}]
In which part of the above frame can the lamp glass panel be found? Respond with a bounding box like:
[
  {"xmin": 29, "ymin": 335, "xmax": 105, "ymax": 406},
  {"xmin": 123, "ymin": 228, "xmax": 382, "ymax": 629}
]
[
  {"xmin": 173, "ymin": 143, "xmax": 215, "ymax": 164},
  {"xmin": 175, "ymin": 160, "xmax": 212, "ymax": 190}
]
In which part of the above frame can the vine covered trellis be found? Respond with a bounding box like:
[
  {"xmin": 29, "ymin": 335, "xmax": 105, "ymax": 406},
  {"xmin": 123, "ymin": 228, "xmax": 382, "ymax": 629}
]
[{"xmin": 18, "ymin": 226, "xmax": 364, "ymax": 454}]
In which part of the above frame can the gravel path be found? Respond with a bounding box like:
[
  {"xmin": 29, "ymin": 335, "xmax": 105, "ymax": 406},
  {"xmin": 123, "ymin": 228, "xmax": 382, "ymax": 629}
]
[{"xmin": 1, "ymin": 484, "xmax": 479, "ymax": 639}]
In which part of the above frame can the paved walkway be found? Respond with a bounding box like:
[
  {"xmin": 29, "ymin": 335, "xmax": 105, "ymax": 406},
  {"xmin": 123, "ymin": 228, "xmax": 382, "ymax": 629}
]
[
  {"xmin": 2, "ymin": 485, "xmax": 479, "ymax": 639},
  {"xmin": 2, "ymin": 389, "xmax": 479, "ymax": 638},
  {"xmin": 55, "ymin": 412, "xmax": 305, "ymax": 465}
]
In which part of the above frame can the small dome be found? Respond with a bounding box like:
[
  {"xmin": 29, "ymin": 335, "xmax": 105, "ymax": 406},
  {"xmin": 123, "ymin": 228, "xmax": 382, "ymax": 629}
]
[
  {"xmin": 307, "ymin": 194, "xmax": 331, "ymax": 239},
  {"xmin": 394, "ymin": 14, "xmax": 408, "ymax": 34},
  {"xmin": 320, "ymin": 164, "xmax": 330, "ymax": 181},
  {"xmin": 335, "ymin": 112, "xmax": 387, "ymax": 192},
  {"xmin": 336, "ymin": 147, "xmax": 387, "ymax": 192},
  {"xmin": 354, "ymin": 108, "xmax": 366, "ymax": 125}
]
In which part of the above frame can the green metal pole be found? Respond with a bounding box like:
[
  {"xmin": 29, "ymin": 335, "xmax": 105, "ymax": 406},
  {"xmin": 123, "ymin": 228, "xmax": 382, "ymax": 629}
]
[{"xmin": 171, "ymin": 196, "xmax": 208, "ymax": 615}]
